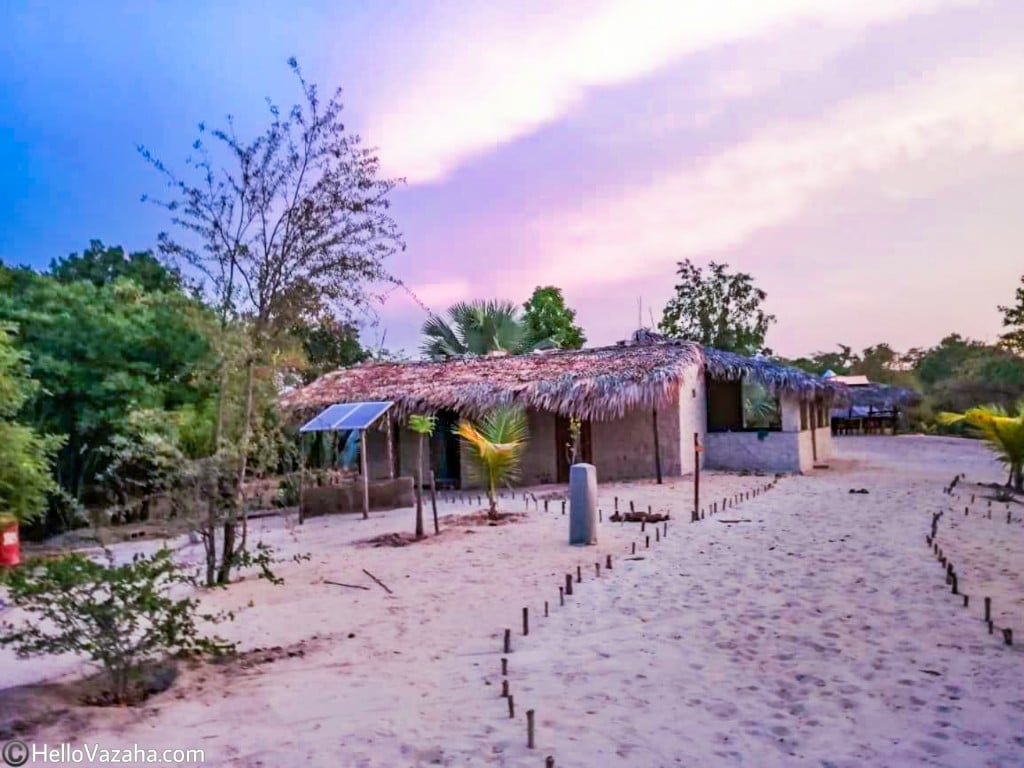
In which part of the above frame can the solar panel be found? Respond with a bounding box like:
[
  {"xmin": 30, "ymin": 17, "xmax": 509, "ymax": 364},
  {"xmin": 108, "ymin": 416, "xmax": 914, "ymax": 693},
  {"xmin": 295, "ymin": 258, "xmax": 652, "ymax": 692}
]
[{"xmin": 299, "ymin": 401, "xmax": 393, "ymax": 433}]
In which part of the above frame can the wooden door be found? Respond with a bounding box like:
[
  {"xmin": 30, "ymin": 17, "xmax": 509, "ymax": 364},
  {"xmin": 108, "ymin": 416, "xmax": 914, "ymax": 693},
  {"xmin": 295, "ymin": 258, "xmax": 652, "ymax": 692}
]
[{"xmin": 555, "ymin": 417, "xmax": 593, "ymax": 483}]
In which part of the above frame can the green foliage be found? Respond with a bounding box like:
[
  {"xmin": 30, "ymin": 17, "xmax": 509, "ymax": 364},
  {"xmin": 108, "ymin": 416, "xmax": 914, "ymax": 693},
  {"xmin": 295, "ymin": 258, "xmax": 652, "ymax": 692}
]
[
  {"xmin": 50, "ymin": 240, "xmax": 186, "ymax": 294},
  {"xmin": 97, "ymin": 410, "xmax": 185, "ymax": 519},
  {"xmin": 455, "ymin": 407, "xmax": 528, "ymax": 518},
  {"xmin": 292, "ymin": 320, "xmax": 368, "ymax": 384},
  {"xmin": 0, "ymin": 548, "xmax": 234, "ymax": 704},
  {"xmin": 421, "ymin": 300, "xmax": 552, "ymax": 357},
  {"xmin": 408, "ymin": 414, "xmax": 436, "ymax": 436},
  {"xmin": 523, "ymin": 286, "xmax": 586, "ymax": 349},
  {"xmin": 0, "ymin": 265, "xmax": 217, "ymax": 505},
  {"xmin": 0, "ymin": 326, "xmax": 61, "ymax": 524},
  {"xmin": 659, "ymin": 260, "xmax": 776, "ymax": 356},
  {"xmin": 998, "ymin": 275, "xmax": 1024, "ymax": 354},
  {"xmin": 565, "ymin": 415, "xmax": 582, "ymax": 465},
  {"xmin": 937, "ymin": 402, "xmax": 1024, "ymax": 491},
  {"xmin": 742, "ymin": 382, "xmax": 780, "ymax": 429}
]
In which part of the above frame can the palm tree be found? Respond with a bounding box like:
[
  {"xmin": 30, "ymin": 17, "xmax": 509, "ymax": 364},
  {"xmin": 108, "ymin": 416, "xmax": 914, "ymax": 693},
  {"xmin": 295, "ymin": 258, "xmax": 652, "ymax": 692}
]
[
  {"xmin": 421, "ymin": 300, "xmax": 553, "ymax": 357},
  {"xmin": 938, "ymin": 402, "xmax": 1024, "ymax": 491},
  {"xmin": 407, "ymin": 414, "xmax": 436, "ymax": 538},
  {"xmin": 454, "ymin": 406, "xmax": 528, "ymax": 518}
]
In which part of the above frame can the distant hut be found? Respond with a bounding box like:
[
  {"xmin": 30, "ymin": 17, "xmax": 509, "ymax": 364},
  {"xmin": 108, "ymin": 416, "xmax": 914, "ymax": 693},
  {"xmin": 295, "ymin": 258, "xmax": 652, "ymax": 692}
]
[{"xmin": 824, "ymin": 371, "xmax": 921, "ymax": 434}]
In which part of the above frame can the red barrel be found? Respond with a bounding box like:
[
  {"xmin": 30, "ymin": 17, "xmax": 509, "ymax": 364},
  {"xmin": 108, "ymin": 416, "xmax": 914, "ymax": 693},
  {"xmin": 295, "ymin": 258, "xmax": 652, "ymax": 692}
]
[{"xmin": 0, "ymin": 516, "xmax": 20, "ymax": 567}]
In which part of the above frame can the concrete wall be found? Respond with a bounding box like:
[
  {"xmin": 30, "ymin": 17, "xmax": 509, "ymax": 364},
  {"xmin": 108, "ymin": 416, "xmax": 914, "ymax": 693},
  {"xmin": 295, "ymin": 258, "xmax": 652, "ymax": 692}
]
[
  {"xmin": 679, "ymin": 370, "xmax": 707, "ymax": 474},
  {"xmin": 703, "ymin": 430, "xmax": 802, "ymax": 473},
  {"xmin": 703, "ymin": 391, "xmax": 830, "ymax": 474},
  {"xmin": 591, "ymin": 399, "xmax": 683, "ymax": 482},
  {"xmin": 520, "ymin": 409, "xmax": 559, "ymax": 485},
  {"xmin": 796, "ymin": 426, "xmax": 833, "ymax": 471}
]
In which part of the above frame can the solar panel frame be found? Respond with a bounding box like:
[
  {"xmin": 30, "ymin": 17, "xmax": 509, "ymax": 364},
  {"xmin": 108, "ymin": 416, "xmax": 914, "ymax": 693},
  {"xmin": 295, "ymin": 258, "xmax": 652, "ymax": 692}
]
[{"xmin": 298, "ymin": 401, "xmax": 394, "ymax": 433}]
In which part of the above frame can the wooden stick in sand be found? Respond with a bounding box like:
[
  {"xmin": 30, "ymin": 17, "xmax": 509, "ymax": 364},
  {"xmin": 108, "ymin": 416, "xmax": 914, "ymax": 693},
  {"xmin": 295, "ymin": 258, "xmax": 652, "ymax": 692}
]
[
  {"xmin": 362, "ymin": 569, "xmax": 393, "ymax": 594},
  {"xmin": 508, "ymin": 695, "xmax": 515, "ymax": 718},
  {"xmin": 565, "ymin": 574, "xmax": 573, "ymax": 596},
  {"xmin": 527, "ymin": 709, "xmax": 536, "ymax": 749},
  {"xmin": 523, "ymin": 608, "xmax": 529, "ymax": 636},
  {"xmin": 324, "ymin": 580, "xmax": 370, "ymax": 590},
  {"xmin": 504, "ymin": 628, "xmax": 511, "ymax": 653}
]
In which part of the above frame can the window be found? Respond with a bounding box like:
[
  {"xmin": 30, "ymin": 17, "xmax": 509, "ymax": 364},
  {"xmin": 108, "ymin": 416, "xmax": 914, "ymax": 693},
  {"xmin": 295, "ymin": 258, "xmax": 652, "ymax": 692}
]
[{"xmin": 706, "ymin": 378, "xmax": 781, "ymax": 432}]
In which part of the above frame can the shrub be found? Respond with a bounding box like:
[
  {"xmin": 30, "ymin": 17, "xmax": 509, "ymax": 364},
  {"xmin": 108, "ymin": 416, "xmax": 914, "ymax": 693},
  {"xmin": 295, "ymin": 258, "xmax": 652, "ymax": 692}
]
[{"xmin": 0, "ymin": 548, "xmax": 234, "ymax": 704}]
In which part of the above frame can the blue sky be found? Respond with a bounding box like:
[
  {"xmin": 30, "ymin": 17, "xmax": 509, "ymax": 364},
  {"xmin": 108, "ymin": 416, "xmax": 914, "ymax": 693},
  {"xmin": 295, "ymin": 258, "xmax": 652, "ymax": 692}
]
[{"xmin": 3, "ymin": 0, "xmax": 1023, "ymax": 357}]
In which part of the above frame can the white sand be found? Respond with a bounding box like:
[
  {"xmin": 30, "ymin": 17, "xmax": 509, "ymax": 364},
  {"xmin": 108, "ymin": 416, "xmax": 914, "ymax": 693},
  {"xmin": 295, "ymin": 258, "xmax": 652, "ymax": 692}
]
[{"xmin": 3, "ymin": 436, "xmax": 1023, "ymax": 767}]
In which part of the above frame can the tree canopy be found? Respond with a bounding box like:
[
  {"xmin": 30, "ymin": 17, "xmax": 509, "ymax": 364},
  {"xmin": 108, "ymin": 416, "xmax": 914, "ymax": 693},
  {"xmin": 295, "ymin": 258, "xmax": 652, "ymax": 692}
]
[
  {"xmin": 50, "ymin": 240, "xmax": 186, "ymax": 294},
  {"xmin": 421, "ymin": 300, "xmax": 551, "ymax": 357},
  {"xmin": 658, "ymin": 260, "xmax": 775, "ymax": 356},
  {"xmin": 0, "ymin": 326, "xmax": 61, "ymax": 524},
  {"xmin": 998, "ymin": 274, "xmax": 1024, "ymax": 354},
  {"xmin": 523, "ymin": 286, "xmax": 586, "ymax": 350}
]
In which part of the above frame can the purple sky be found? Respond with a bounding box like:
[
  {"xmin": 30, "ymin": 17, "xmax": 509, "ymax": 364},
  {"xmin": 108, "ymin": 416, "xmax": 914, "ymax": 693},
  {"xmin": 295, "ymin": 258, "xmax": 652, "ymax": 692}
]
[{"xmin": 3, "ymin": 0, "xmax": 1022, "ymax": 359}]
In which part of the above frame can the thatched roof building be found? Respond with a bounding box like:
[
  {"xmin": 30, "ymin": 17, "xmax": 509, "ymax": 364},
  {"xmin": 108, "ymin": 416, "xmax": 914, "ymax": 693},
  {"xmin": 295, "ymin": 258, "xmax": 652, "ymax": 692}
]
[
  {"xmin": 845, "ymin": 383, "xmax": 922, "ymax": 410},
  {"xmin": 279, "ymin": 340, "xmax": 845, "ymax": 422},
  {"xmin": 279, "ymin": 342, "xmax": 705, "ymax": 422}
]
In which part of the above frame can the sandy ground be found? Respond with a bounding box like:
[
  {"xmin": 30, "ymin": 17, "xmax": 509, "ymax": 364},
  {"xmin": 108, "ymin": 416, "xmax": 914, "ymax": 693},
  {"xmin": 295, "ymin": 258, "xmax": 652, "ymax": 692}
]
[{"xmin": 2, "ymin": 436, "xmax": 1022, "ymax": 767}]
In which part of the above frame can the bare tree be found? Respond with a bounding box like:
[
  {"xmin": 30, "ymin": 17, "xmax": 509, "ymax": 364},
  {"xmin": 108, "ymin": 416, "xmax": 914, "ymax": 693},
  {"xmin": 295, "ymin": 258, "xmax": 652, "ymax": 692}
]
[{"xmin": 141, "ymin": 58, "xmax": 405, "ymax": 583}]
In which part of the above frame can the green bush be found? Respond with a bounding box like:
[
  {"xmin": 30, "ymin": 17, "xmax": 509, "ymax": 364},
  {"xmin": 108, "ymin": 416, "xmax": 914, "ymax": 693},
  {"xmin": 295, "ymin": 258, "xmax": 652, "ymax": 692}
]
[{"xmin": 0, "ymin": 548, "xmax": 234, "ymax": 704}]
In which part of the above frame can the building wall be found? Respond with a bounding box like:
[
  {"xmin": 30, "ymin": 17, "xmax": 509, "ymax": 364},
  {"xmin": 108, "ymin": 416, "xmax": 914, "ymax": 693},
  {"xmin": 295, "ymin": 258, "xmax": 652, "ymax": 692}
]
[
  {"xmin": 519, "ymin": 409, "xmax": 559, "ymax": 485},
  {"xmin": 590, "ymin": 399, "xmax": 683, "ymax": 482},
  {"xmin": 703, "ymin": 430, "xmax": 802, "ymax": 473},
  {"xmin": 796, "ymin": 426, "xmax": 833, "ymax": 471},
  {"xmin": 679, "ymin": 370, "xmax": 707, "ymax": 474}
]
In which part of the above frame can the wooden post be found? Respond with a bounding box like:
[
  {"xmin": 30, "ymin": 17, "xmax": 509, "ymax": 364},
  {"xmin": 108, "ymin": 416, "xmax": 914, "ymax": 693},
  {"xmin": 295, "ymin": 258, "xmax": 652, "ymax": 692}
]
[
  {"xmin": 652, "ymin": 408, "xmax": 663, "ymax": 485},
  {"xmin": 595, "ymin": 562, "xmax": 600, "ymax": 577},
  {"xmin": 693, "ymin": 433, "xmax": 701, "ymax": 523},
  {"xmin": 504, "ymin": 628, "xmax": 511, "ymax": 653},
  {"xmin": 559, "ymin": 586, "xmax": 564, "ymax": 605},
  {"xmin": 546, "ymin": 758, "xmax": 555, "ymax": 768},
  {"xmin": 430, "ymin": 470, "xmax": 439, "ymax": 535},
  {"xmin": 576, "ymin": 565, "xmax": 582, "ymax": 583},
  {"xmin": 1004, "ymin": 628, "xmax": 1013, "ymax": 646},
  {"xmin": 360, "ymin": 429, "xmax": 370, "ymax": 520},
  {"xmin": 606, "ymin": 554, "xmax": 612, "ymax": 570},
  {"xmin": 985, "ymin": 597, "xmax": 992, "ymax": 622},
  {"xmin": 544, "ymin": 601, "xmax": 549, "ymax": 617},
  {"xmin": 501, "ymin": 679, "xmax": 509, "ymax": 698},
  {"xmin": 527, "ymin": 709, "xmax": 536, "ymax": 749},
  {"xmin": 297, "ymin": 432, "xmax": 307, "ymax": 525},
  {"xmin": 565, "ymin": 574, "xmax": 573, "ymax": 596},
  {"xmin": 385, "ymin": 412, "xmax": 395, "ymax": 480},
  {"xmin": 501, "ymin": 657, "xmax": 508, "ymax": 676},
  {"xmin": 523, "ymin": 607, "xmax": 529, "ymax": 636},
  {"xmin": 508, "ymin": 695, "xmax": 515, "ymax": 718}
]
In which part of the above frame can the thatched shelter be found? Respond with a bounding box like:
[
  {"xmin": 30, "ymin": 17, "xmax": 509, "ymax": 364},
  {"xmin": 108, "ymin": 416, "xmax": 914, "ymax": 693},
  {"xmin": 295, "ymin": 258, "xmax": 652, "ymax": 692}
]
[
  {"xmin": 279, "ymin": 339, "xmax": 845, "ymax": 486},
  {"xmin": 829, "ymin": 378, "xmax": 922, "ymax": 434}
]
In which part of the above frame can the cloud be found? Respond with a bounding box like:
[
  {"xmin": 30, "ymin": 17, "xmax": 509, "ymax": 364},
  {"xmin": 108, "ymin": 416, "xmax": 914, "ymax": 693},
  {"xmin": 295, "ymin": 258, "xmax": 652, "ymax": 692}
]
[
  {"xmin": 366, "ymin": 0, "xmax": 979, "ymax": 184},
  {"xmin": 527, "ymin": 54, "xmax": 1024, "ymax": 290}
]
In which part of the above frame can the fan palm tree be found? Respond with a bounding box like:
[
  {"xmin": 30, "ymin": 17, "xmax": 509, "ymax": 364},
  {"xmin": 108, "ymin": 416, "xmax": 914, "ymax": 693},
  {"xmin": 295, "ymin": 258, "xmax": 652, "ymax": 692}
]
[
  {"xmin": 421, "ymin": 300, "xmax": 553, "ymax": 357},
  {"xmin": 407, "ymin": 414, "xmax": 436, "ymax": 538},
  {"xmin": 938, "ymin": 402, "xmax": 1024, "ymax": 491},
  {"xmin": 454, "ymin": 406, "xmax": 528, "ymax": 519}
]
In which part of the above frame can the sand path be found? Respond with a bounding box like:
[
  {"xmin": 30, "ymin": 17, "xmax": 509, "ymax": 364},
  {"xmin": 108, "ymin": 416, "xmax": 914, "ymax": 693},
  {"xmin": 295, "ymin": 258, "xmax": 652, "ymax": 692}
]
[{"xmin": 4, "ymin": 436, "xmax": 1022, "ymax": 767}]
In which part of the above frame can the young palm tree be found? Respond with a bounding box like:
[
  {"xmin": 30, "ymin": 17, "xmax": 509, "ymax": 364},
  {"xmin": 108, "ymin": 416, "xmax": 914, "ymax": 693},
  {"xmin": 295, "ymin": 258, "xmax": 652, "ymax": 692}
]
[
  {"xmin": 421, "ymin": 300, "xmax": 554, "ymax": 357},
  {"xmin": 407, "ymin": 414, "xmax": 436, "ymax": 538},
  {"xmin": 455, "ymin": 406, "xmax": 529, "ymax": 519},
  {"xmin": 938, "ymin": 402, "xmax": 1024, "ymax": 491}
]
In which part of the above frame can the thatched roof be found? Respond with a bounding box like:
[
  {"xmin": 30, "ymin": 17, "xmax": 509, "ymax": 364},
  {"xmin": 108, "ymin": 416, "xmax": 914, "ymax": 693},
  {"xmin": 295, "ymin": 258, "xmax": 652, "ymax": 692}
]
[
  {"xmin": 846, "ymin": 383, "xmax": 922, "ymax": 410},
  {"xmin": 703, "ymin": 348, "xmax": 847, "ymax": 402},
  {"xmin": 279, "ymin": 342, "xmax": 705, "ymax": 422},
  {"xmin": 280, "ymin": 337, "xmax": 847, "ymax": 423}
]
